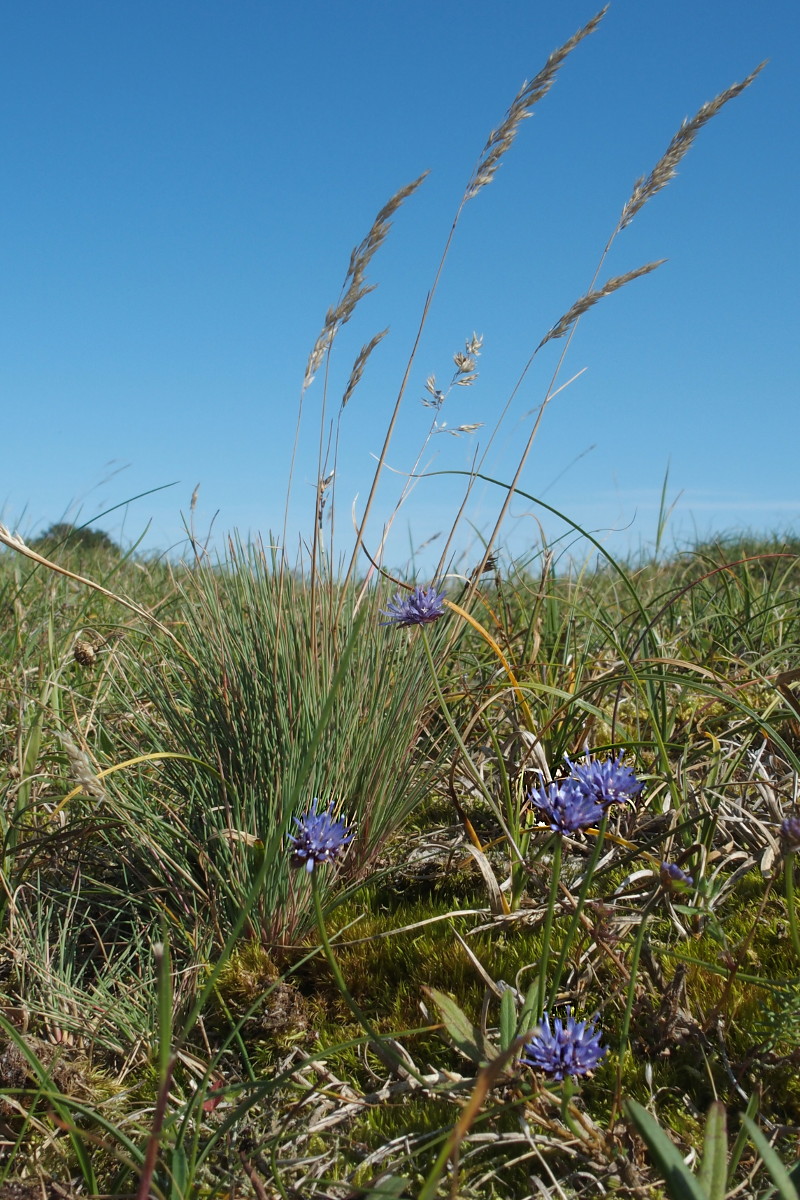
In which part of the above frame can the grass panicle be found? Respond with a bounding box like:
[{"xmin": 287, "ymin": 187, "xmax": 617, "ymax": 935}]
[
  {"xmin": 465, "ymin": 7, "xmax": 608, "ymax": 200},
  {"xmin": 536, "ymin": 259, "xmax": 667, "ymax": 350},
  {"xmin": 619, "ymin": 62, "xmax": 766, "ymax": 232},
  {"xmin": 302, "ymin": 171, "xmax": 430, "ymax": 394}
]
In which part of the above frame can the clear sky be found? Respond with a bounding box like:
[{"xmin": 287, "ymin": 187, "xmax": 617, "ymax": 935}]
[{"xmin": 2, "ymin": 1, "xmax": 798, "ymax": 573}]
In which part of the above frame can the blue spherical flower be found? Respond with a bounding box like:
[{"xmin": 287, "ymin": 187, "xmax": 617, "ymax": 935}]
[
  {"xmin": 527, "ymin": 779, "xmax": 603, "ymax": 834},
  {"xmin": 521, "ymin": 1009, "xmax": 607, "ymax": 1081},
  {"xmin": 780, "ymin": 816, "xmax": 800, "ymax": 850},
  {"xmin": 566, "ymin": 750, "xmax": 644, "ymax": 810},
  {"xmin": 381, "ymin": 584, "xmax": 447, "ymax": 628},
  {"xmin": 289, "ymin": 799, "xmax": 352, "ymax": 872},
  {"xmin": 660, "ymin": 861, "xmax": 694, "ymax": 890}
]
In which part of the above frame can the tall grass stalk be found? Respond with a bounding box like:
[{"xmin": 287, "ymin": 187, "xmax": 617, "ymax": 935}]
[
  {"xmin": 785, "ymin": 849, "xmax": 800, "ymax": 962},
  {"xmin": 535, "ymin": 835, "xmax": 563, "ymax": 1022},
  {"xmin": 335, "ymin": 9, "xmax": 609, "ymax": 602}
]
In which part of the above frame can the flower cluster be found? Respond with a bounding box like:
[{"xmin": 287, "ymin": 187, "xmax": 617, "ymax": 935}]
[
  {"xmin": 381, "ymin": 584, "xmax": 447, "ymax": 628},
  {"xmin": 289, "ymin": 799, "xmax": 352, "ymax": 872},
  {"xmin": 521, "ymin": 1009, "xmax": 607, "ymax": 1080},
  {"xmin": 527, "ymin": 749, "xmax": 643, "ymax": 834},
  {"xmin": 566, "ymin": 750, "xmax": 644, "ymax": 809},
  {"xmin": 527, "ymin": 779, "xmax": 604, "ymax": 834}
]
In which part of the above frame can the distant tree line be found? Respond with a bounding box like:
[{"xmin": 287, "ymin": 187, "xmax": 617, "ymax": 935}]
[{"xmin": 32, "ymin": 523, "xmax": 121, "ymax": 554}]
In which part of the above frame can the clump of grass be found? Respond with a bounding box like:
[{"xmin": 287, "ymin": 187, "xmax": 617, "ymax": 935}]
[{"xmin": 110, "ymin": 539, "xmax": 456, "ymax": 950}]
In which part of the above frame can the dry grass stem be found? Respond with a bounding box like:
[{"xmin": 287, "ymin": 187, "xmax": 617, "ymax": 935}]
[
  {"xmin": 290, "ymin": 174, "xmax": 427, "ymax": 582},
  {"xmin": 537, "ymin": 259, "xmax": 666, "ymax": 350},
  {"xmin": 466, "ymin": 7, "xmax": 608, "ymax": 201},
  {"xmin": 434, "ymin": 422, "xmax": 484, "ymax": 437},
  {"xmin": 619, "ymin": 62, "xmax": 765, "ymax": 231}
]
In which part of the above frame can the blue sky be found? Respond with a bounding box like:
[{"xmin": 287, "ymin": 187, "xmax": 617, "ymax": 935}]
[{"xmin": 1, "ymin": 1, "xmax": 798, "ymax": 572}]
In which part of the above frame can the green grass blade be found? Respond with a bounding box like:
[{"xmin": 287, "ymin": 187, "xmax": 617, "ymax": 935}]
[
  {"xmin": 740, "ymin": 1116, "xmax": 800, "ymax": 1200},
  {"xmin": 499, "ymin": 986, "xmax": 517, "ymax": 1052},
  {"xmin": 698, "ymin": 1101, "xmax": 728, "ymax": 1200},
  {"xmin": 727, "ymin": 1093, "xmax": 759, "ymax": 1188},
  {"xmin": 424, "ymin": 986, "xmax": 493, "ymax": 1064},
  {"xmin": 625, "ymin": 1099, "xmax": 709, "ymax": 1200}
]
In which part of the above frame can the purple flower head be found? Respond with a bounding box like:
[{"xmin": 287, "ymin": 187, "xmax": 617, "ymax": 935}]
[
  {"xmin": 660, "ymin": 861, "xmax": 694, "ymax": 891},
  {"xmin": 780, "ymin": 816, "xmax": 800, "ymax": 851},
  {"xmin": 521, "ymin": 1009, "xmax": 607, "ymax": 1081},
  {"xmin": 381, "ymin": 584, "xmax": 447, "ymax": 628},
  {"xmin": 289, "ymin": 799, "xmax": 352, "ymax": 873},
  {"xmin": 527, "ymin": 779, "xmax": 603, "ymax": 834},
  {"xmin": 566, "ymin": 750, "xmax": 644, "ymax": 810}
]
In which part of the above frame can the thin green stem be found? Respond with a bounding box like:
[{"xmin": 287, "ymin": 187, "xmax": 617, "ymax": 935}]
[
  {"xmin": 612, "ymin": 892, "xmax": 659, "ymax": 1123},
  {"xmin": 546, "ymin": 813, "xmax": 608, "ymax": 1011},
  {"xmin": 618, "ymin": 910, "xmax": 651, "ymax": 1053},
  {"xmin": 484, "ymin": 717, "xmax": 528, "ymax": 911},
  {"xmin": 558, "ymin": 1075, "xmax": 585, "ymax": 1139},
  {"xmin": 310, "ymin": 870, "xmax": 426, "ymax": 1084},
  {"xmin": 785, "ymin": 851, "xmax": 800, "ymax": 962},
  {"xmin": 420, "ymin": 627, "xmax": 513, "ymax": 838},
  {"xmin": 537, "ymin": 836, "xmax": 563, "ymax": 1021}
]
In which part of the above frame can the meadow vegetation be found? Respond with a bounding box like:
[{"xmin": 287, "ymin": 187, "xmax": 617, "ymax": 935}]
[{"xmin": 1, "ymin": 10, "xmax": 797, "ymax": 1199}]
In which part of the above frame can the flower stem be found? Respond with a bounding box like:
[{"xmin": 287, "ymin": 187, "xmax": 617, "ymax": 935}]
[
  {"xmin": 785, "ymin": 850, "xmax": 800, "ymax": 962},
  {"xmin": 546, "ymin": 813, "xmax": 608, "ymax": 1012},
  {"xmin": 611, "ymin": 891, "xmax": 658, "ymax": 1125},
  {"xmin": 310, "ymin": 871, "xmax": 425, "ymax": 1083},
  {"xmin": 420, "ymin": 627, "xmax": 512, "ymax": 914},
  {"xmin": 537, "ymin": 835, "xmax": 562, "ymax": 1021},
  {"xmin": 559, "ymin": 1075, "xmax": 584, "ymax": 1138}
]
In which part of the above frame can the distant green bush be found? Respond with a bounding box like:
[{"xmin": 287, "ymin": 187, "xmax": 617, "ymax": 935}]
[{"xmin": 32, "ymin": 521, "xmax": 120, "ymax": 555}]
